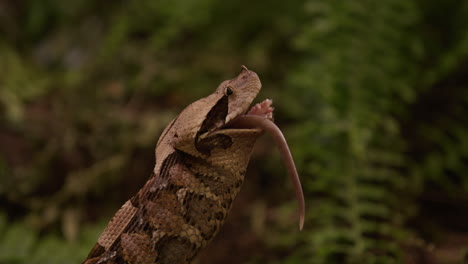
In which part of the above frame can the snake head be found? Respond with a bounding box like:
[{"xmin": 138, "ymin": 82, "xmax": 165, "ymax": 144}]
[
  {"xmin": 197, "ymin": 66, "xmax": 262, "ymax": 136},
  {"xmin": 156, "ymin": 66, "xmax": 261, "ymax": 159},
  {"xmin": 219, "ymin": 65, "xmax": 262, "ymax": 124}
]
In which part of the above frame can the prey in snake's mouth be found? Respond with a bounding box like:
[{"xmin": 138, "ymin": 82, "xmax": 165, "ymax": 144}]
[
  {"xmin": 225, "ymin": 98, "xmax": 305, "ymax": 230},
  {"xmin": 196, "ymin": 66, "xmax": 304, "ymax": 230}
]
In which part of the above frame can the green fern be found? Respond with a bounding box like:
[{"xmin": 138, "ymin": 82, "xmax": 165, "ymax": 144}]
[
  {"xmin": 406, "ymin": 0, "xmax": 468, "ymax": 196},
  {"xmin": 283, "ymin": 0, "xmax": 420, "ymax": 262}
]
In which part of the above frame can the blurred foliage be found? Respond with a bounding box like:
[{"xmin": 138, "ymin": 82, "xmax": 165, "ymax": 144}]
[{"xmin": 1, "ymin": 0, "xmax": 468, "ymax": 263}]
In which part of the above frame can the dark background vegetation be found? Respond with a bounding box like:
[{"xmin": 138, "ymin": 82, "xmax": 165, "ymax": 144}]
[{"xmin": 1, "ymin": 0, "xmax": 468, "ymax": 263}]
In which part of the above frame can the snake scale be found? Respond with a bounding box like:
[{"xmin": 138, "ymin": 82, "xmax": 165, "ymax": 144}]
[{"xmin": 83, "ymin": 66, "xmax": 305, "ymax": 264}]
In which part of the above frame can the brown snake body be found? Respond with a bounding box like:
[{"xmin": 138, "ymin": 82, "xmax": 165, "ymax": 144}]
[{"xmin": 83, "ymin": 66, "xmax": 304, "ymax": 264}]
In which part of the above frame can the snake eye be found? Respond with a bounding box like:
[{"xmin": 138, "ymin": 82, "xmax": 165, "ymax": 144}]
[{"xmin": 225, "ymin": 86, "xmax": 233, "ymax": 96}]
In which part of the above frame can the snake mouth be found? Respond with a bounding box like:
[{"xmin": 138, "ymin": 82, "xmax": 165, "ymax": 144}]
[{"xmin": 224, "ymin": 99, "xmax": 274, "ymax": 129}]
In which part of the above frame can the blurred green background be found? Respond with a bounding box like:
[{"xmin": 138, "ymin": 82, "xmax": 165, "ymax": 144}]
[{"xmin": 1, "ymin": 0, "xmax": 468, "ymax": 263}]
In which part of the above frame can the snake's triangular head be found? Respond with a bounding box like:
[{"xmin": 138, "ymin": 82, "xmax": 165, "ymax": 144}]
[
  {"xmin": 156, "ymin": 66, "xmax": 261, "ymax": 159},
  {"xmin": 199, "ymin": 66, "xmax": 262, "ymax": 135},
  {"xmin": 221, "ymin": 66, "xmax": 262, "ymax": 124}
]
